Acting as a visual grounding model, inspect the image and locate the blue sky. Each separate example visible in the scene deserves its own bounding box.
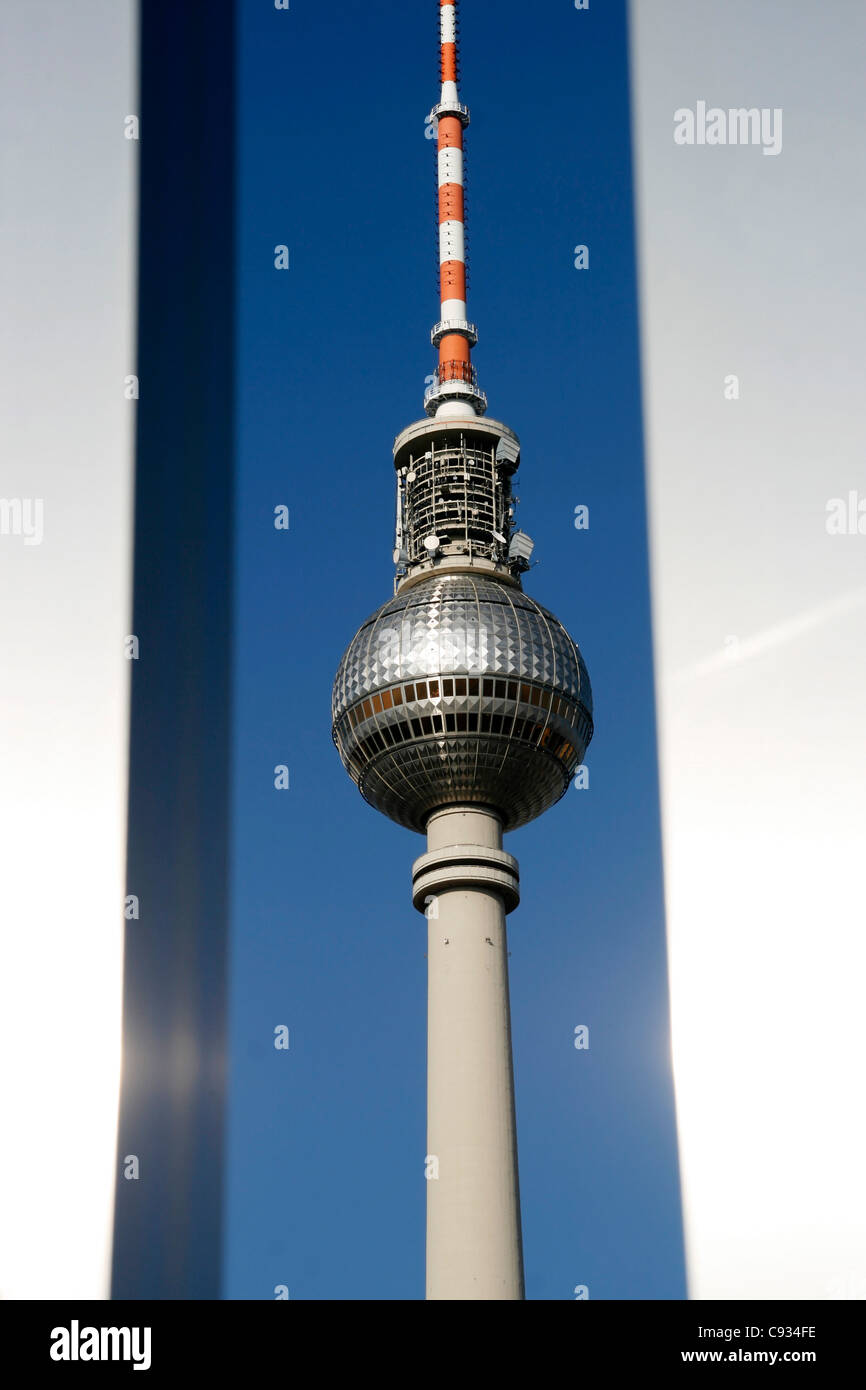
[224,0,685,1300]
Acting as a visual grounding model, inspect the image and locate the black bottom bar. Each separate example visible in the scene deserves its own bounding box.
[6,1299,860,1376]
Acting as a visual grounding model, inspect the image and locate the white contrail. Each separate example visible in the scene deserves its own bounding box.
[670,586,866,684]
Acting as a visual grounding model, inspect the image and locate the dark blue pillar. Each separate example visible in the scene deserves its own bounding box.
[112,0,237,1300]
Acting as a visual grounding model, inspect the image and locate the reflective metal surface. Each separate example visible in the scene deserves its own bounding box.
[333,573,593,831]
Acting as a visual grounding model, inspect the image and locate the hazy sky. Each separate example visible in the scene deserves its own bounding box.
[631,0,866,1298]
[0,0,136,1298]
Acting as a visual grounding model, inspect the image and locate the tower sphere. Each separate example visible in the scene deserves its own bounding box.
[332,572,593,833]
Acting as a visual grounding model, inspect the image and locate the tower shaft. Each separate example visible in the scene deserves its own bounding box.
[413,807,524,1299]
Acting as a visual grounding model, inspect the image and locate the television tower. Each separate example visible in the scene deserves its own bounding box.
[332,0,593,1300]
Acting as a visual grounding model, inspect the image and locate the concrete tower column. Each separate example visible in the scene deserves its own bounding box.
[412,806,524,1300]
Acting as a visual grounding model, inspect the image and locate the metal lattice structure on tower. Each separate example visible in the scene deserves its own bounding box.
[332,0,593,1300]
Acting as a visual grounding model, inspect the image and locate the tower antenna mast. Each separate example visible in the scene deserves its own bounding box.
[427,0,485,420]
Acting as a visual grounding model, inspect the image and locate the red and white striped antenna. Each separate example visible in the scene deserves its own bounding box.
[425,0,487,419]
